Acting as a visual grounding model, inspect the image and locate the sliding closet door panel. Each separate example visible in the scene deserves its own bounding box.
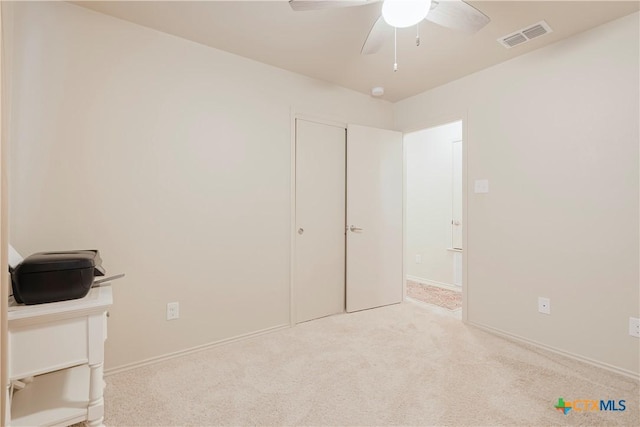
[346,124,403,313]
[294,119,346,323]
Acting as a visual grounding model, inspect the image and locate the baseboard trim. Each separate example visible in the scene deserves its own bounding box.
[104,323,290,377]
[406,275,460,292]
[467,320,640,380]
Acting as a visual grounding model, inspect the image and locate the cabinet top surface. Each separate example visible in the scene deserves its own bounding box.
[8,285,113,322]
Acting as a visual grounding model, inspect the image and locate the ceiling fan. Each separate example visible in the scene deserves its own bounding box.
[289,0,490,69]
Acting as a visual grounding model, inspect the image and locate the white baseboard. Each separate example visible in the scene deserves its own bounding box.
[104,323,290,376]
[406,275,460,292]
[467,320,640,380]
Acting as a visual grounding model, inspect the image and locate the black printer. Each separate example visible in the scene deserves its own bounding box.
[11,250,106,305]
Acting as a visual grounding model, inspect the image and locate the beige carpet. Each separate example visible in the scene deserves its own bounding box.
[104,302,639,426]
[406,280,462,311]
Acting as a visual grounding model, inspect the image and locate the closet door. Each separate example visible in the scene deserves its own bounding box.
[294,119,346,323]
[346,124,403,312]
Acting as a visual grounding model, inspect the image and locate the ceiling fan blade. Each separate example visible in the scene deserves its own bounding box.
[425,0,490,34]
[289,0,378,12]
[361,15,388,55]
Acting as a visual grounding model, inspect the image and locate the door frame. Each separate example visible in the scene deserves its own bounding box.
[1,3,12,422]
[401,112,469,322]
[289,109,347,326]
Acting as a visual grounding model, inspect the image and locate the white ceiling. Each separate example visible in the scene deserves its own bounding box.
[73,0,640,102]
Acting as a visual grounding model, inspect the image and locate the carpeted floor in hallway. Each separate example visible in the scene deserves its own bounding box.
[406,280,462,311]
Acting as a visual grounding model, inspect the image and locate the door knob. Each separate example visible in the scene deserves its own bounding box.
[452,220,461,226]
[298,228,304,235]
[349,225,363,232]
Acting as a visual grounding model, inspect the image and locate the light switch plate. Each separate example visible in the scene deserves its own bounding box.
[474,179,489,193]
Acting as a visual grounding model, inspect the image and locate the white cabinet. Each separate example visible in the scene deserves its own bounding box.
[5,286,113,426]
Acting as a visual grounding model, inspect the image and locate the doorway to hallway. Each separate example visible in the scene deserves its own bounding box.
[404,120,463,313]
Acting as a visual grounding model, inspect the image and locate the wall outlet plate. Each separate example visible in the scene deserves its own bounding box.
[167,302,180,320]
[538,297,551,314]
[629,317,640,338]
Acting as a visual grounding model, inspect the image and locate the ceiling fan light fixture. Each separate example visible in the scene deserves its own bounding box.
[382,0,432,29]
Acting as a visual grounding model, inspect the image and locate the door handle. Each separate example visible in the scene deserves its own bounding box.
[452,220,461,226]
[349,225,363,232]
[298,228,304,235]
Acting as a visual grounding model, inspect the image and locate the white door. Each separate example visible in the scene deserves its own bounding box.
[294,119,346,323]
[346,124,403,313]
[452,139,463,249]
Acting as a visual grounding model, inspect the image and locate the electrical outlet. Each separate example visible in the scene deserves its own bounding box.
[629,317,640,338]
[474,179,489,193]
[538,297,551,315]
[415,254,422,264]
[167,302,179,320]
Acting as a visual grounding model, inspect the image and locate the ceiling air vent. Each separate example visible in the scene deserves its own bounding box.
[502,33,527,48]
[498,20,553,49]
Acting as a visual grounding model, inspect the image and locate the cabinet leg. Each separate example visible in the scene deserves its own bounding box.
[87,416,104,427]
[4,383,11,427]
[87,362,105,426]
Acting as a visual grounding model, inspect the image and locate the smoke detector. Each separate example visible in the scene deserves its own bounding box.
[371,86,384,97]
[498,20,553,49]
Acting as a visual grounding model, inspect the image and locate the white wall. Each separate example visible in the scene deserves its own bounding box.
[395,13,640,375]
[405,121,461,285]
[8,2,393,369]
